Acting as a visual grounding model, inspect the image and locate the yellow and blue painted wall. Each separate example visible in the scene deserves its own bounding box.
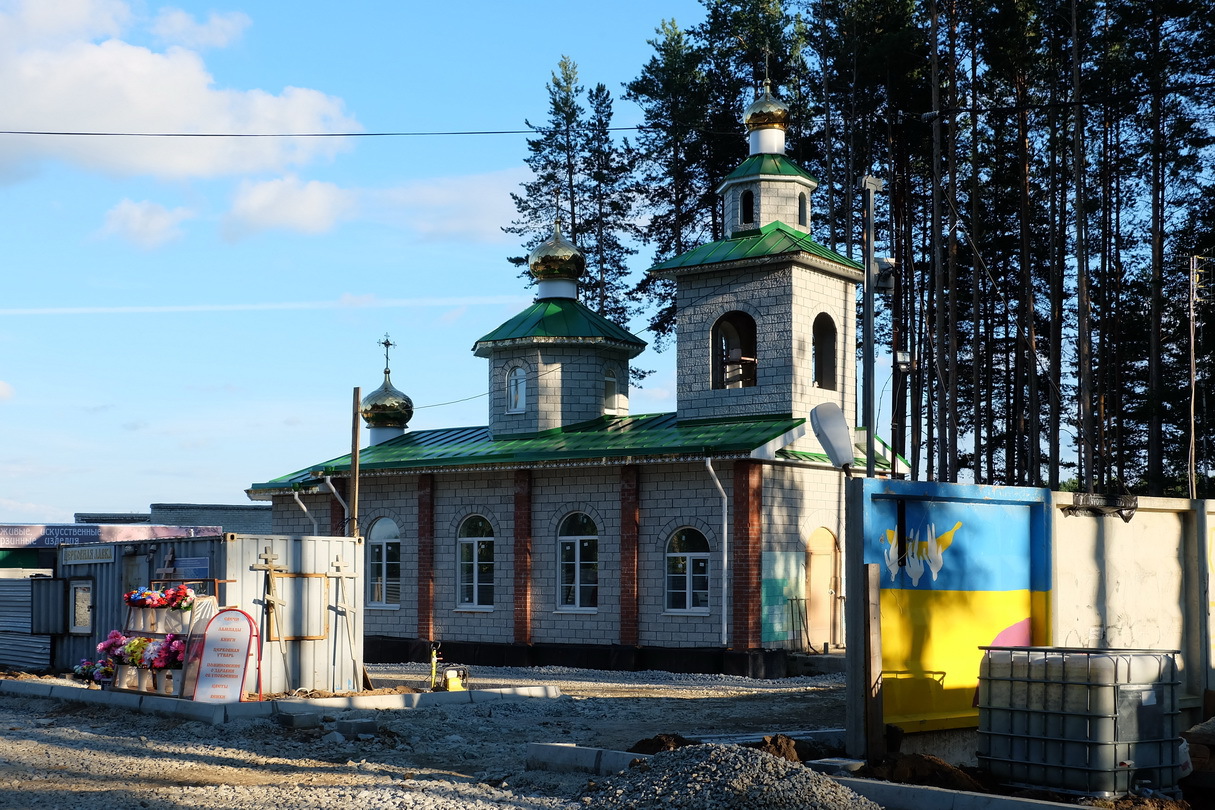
[852,479,1053,731]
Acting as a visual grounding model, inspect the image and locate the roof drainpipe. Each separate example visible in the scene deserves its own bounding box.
[705,458,729,648]
[292,489,319,535]
[321,475,350,533]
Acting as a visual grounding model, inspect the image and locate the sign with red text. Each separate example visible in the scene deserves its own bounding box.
[193,609,256,703]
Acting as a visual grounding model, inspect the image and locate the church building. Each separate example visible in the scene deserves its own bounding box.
[248,82,868,674]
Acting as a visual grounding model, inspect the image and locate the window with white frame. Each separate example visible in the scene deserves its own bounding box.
[603,369,620,415]
[666,527,710,612]
[506,366,527,413]
[457,515,495,608]
[367,518,401,606]
[558,512,598,609]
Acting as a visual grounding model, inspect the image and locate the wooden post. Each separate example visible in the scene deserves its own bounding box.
[864,562,886,762]
[350,387,361,538]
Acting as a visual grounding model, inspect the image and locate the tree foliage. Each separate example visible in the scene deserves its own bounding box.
[508,0,1215,494]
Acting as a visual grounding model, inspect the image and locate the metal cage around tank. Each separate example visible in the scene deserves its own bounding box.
[977,645,1182,798]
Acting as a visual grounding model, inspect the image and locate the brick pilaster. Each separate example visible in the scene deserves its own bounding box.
[619,465,640,646]
[327,478,348,536]
[513,469,533,644]
[417,473,435,641]
[732,460,763,649]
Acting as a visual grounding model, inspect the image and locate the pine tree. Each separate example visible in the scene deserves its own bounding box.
[504,56,586,271]
[580,84,642,325]
[625,19,711,345]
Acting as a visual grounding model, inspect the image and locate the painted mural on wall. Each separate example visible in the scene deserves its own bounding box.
[858,480,1052,732]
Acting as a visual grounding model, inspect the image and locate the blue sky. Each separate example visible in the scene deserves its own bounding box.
[0,0,713,522]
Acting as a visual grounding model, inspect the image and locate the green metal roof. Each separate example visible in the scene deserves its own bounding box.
[474,297,645,356]
[719,153,819,186]
[650,220,862,273]
[250,412,807,491]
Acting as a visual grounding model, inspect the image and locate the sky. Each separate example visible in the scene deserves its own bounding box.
[0,0,904,524]
[0,0,728,523]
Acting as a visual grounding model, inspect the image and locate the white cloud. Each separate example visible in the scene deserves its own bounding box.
[99,198,193,247]
[368,167,528,245]
[0,1,359,180]
[223,175,355,238]
[151,8,250,49]
[0,381,13,401]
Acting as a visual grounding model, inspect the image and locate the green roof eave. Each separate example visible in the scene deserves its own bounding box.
[649,221,862,275]
[249,412,807,493]
[718,153,819,188]
[474,298,645,357]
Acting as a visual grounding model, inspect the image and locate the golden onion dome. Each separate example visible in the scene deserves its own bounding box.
[528,220,585,281]
[743,78,789,131]
[360,370,414,429]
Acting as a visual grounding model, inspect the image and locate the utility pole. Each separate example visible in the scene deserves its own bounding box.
[861,175,884,478]
[1191,256,1209,499]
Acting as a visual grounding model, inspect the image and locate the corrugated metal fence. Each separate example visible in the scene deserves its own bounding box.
[0,578,51,670]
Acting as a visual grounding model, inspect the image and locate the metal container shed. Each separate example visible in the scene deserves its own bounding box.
[53,533,363,695]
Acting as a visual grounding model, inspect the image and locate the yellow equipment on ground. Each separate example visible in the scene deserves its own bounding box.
[428,641,470,691]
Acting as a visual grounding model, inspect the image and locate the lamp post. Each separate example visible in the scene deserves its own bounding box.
[860,176,884,478]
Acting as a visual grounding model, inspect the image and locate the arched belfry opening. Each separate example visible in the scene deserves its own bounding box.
[712,311,757,389]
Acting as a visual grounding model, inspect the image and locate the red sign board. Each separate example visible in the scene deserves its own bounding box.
[193,609,256,703]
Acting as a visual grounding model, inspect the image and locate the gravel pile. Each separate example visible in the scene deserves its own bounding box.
[582,744,882,809]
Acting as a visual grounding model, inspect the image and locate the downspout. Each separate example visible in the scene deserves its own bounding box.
[292,489,319,534]
[322,475,350,532]
[705,458,729,648]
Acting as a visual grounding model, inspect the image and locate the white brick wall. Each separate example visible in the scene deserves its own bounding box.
[674,258,858,431]
[269,458,847,652]
[722,175,815,237]
[487,346,631,437]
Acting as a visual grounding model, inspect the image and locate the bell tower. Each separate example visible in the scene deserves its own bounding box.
[649,81,862,437]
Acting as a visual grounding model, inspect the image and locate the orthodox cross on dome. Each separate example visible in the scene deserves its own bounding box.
[378,333,395,373]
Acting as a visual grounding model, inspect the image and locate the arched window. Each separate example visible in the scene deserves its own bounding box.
[712,311,757,389]
[740,190,755,225]
[603,369,620,416]
[506,367,526,413]
[367,518,401,606]
[798,193,807,226]
[812,313,837,390]
[666,528,710,612]
[457,515,494,608]
[558,512,598,609]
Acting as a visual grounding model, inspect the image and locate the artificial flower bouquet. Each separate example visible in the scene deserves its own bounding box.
[142,634,186,670]
[96,629,129,659]
[163,585,196,611]
[72,658,114,684]
[123,586,168,608]
[119,636,152,667]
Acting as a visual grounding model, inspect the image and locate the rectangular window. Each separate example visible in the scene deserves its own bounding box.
[560,538,598,608]
[368,540,401,606]
[69,581,93,634]
[666,554,710,612]
[458,539,494,607]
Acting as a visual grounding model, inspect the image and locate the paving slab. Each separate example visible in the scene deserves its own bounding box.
[0,679,562,725]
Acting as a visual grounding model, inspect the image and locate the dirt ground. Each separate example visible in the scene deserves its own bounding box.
[2,666,1212,809]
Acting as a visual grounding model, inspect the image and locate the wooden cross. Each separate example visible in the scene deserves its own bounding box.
[251,546,291,684]
[328,554,359,689]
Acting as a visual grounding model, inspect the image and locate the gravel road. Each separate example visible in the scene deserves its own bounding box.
[0,663,852,809]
